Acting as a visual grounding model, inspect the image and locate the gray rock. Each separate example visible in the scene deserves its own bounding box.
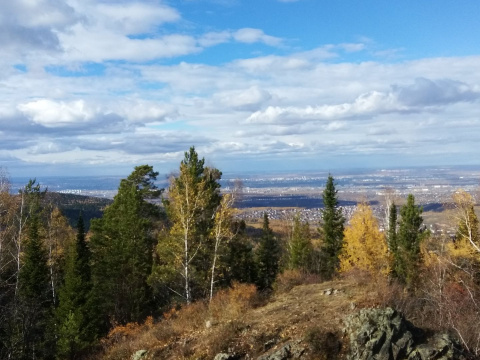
[344,308,467,360]
[214,353,236,360]
[257,340,305,360]
[131,349,147,360]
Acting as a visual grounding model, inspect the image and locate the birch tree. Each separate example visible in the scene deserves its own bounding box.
[209,193,235,301]
[450,189,480,256]
[153,147,221,304]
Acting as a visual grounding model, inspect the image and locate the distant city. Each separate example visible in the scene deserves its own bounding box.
[9,165,480,238]
[11,166,479,202]
[10,166,480,201]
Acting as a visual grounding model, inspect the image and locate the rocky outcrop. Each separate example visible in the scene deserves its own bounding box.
[131,349,148,360]
[343,307,467,360]
[256,340,306,360]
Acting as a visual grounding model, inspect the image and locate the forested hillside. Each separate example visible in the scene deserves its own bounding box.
[1,147,480,359]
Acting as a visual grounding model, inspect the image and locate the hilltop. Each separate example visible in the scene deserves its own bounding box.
[95,273,472,360]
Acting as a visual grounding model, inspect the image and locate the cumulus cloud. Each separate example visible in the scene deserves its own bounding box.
[18,99,96,127]
[74,130,213,155]
[15,99,178,135]
[198,28,283,48]
[393,78,479,107]
[215,86,272,111]
[0,0,78,56]
[233,28,283,46]
[246,78,480,124]
[95,2,180,35]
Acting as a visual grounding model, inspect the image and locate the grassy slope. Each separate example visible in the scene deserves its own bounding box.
[95,275,387,360]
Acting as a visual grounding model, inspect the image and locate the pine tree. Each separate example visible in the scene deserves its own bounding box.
[319,175,345,278]
[288,215,313,272]
[255,213,280,290]
[387,202,397,252]
[56,214,92,359]
[224,221,257,285]
[90,165,162,334]
[340,203,389,276]
[17,215,53,359]
[394,194,424,286]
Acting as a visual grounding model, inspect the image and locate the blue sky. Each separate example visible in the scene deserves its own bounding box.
[1,0,480,177]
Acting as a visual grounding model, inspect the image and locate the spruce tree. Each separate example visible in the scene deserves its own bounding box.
[90,165,162,334]
[17,215,53,359]
[319,175,345,278]
[387,202,397,252]
[394,194,424,286]
[56,214,92,359]
[255,213,280,290]
[288,215,313,272]
[224,220,256,285]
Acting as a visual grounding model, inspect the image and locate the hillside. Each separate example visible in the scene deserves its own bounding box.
[95,274,472,360]
[45,192,112,229]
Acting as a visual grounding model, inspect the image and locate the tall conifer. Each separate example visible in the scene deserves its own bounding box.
[90,165,162,334]
[56,214,92,359]
[17,215,53,359]
[255,213,280,290]
[394,194,424,286]
[319,175,345,278]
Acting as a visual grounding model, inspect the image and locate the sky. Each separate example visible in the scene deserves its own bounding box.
[2,0,480,177]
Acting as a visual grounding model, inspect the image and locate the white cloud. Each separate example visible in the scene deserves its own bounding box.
[233,28,282,46]
[216,86,272,111]
[245,78,480,124]
[18,99,95,127]
[95,2,180,35]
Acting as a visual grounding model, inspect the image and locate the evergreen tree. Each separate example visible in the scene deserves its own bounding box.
[288,215,313,272]
[17,215,54,359]
[90,165,162,334]
[255,213,280,290]
[56,214,92,359]
[224,220,257,286]
[319,175,345,278]
[394,194,424,286]
[387,202,397,252]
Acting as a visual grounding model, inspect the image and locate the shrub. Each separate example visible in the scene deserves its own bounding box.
[274,269,322,293]
[209,282,257,322]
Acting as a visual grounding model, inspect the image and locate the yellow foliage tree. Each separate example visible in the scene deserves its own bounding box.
[448,189,480,258]
[340,203,390,276]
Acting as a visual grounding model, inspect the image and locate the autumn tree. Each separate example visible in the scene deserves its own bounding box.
[89,165,162,333]
[319,175,345,278]
[44,206,74,307]
[209,193,236,301]
[393,194,425,286]
[340,203,389,277]
[288,214,313,272]
[151,147,221,304]
[450,189,480,257]
[255,213,280,290]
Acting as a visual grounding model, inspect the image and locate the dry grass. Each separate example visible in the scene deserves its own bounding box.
[98,271,453,359]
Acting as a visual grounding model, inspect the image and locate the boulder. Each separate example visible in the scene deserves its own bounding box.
[343,307,467,360]
[131,349,147,360]
[257,340,305,360]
